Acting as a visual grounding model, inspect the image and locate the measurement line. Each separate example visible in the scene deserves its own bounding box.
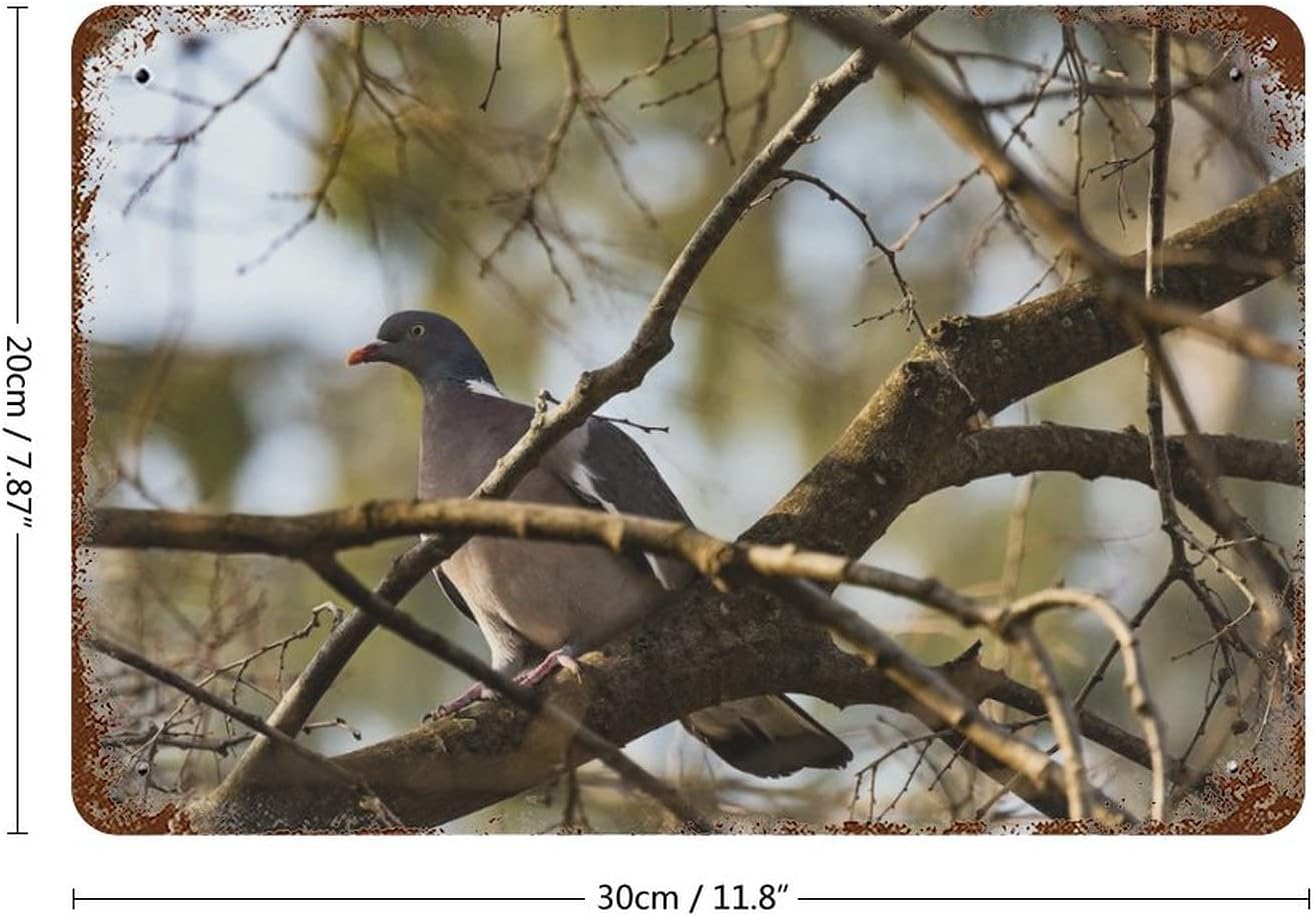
[8,5,22,322]
[4,4,26,836]
[72,892,588,910]
[799,896,1312,904]
[5,532,19,835]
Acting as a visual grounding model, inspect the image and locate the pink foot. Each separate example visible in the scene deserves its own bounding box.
[423,681,494,721]
[515,647,582,689]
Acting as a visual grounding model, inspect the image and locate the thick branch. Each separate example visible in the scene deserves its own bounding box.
[748,169,1302,558]
[186,624,1147,831]
[90,429,1299,557]
[99,498,1165,828]
[97,495,1160,828]
[920,425,1302,501]
[805,8,1297,645]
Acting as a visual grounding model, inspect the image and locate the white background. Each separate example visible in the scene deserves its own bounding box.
[0,1,1309,913]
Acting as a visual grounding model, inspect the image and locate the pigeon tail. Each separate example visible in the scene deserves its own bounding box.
[682,695,852,778]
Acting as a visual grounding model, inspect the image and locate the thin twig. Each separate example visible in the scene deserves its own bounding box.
[123,20,305,216]
[541,391,669,434]
[85,633,405,829]
[238,22,368,274]
[1010,624,1091,819]
[751,168,918,326]
[1001,589,1167,821]
[477,14,504,112]
[709,8,735,165]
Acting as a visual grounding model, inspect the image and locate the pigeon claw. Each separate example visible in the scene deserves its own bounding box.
[515,646,581,689]
[424,681,493,721]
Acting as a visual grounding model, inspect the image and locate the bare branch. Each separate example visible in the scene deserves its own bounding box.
[758,579,1131,827]
[541,390,669,434]
[805,10,1298,646]
[709,8,735,165]
[94,494,1165,824]
[123,20,305,216]
[809,11,1301,373]
[600,12,789,103]
[238,23,368,275]
[1010,624,1090,819]
[1133,297,1300,368]
[1002,590,1168,821]
[740,16,794,157]
[473,4,933,516]
[89,435,1299,561]
[921,426,1302,499]
[477,13,504,112]
[754,168,918,326]
[85,633,404,829]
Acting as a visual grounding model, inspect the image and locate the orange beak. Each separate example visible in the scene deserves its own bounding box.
[346,342,382,366]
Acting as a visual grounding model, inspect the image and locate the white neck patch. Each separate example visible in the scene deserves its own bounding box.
[464,378,504,399]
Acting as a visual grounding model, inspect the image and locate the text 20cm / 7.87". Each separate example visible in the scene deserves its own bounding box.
[5,336,32,528]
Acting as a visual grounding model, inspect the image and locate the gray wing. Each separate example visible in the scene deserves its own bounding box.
[553,419,854,776]
[434,567,476,624]
[549,418,696,590]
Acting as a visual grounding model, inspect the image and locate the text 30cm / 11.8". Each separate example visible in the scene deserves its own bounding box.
[598,883,789,911]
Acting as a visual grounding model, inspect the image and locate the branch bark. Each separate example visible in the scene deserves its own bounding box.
[919,425,1301,507]
[748,167,1302,560]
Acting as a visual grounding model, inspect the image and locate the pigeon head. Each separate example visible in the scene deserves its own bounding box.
[347,310,495,389]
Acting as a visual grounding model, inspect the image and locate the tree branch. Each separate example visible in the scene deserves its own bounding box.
[95,496,1170,828]
[217,4,936,790]
[185,620,1148,831]
[84,633,404,829]
[123,19,304,216]
[744,168,1302,565]
[806,10,1299,370]
[919,425,1302,504]
[803,9,1297,647]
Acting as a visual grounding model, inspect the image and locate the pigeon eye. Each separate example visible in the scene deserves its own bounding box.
[409,324,426,338]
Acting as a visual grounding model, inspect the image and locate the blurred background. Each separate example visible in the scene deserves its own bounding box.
[80,7,1302,831]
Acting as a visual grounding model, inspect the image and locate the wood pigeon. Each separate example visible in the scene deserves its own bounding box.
[348,310,852,778]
